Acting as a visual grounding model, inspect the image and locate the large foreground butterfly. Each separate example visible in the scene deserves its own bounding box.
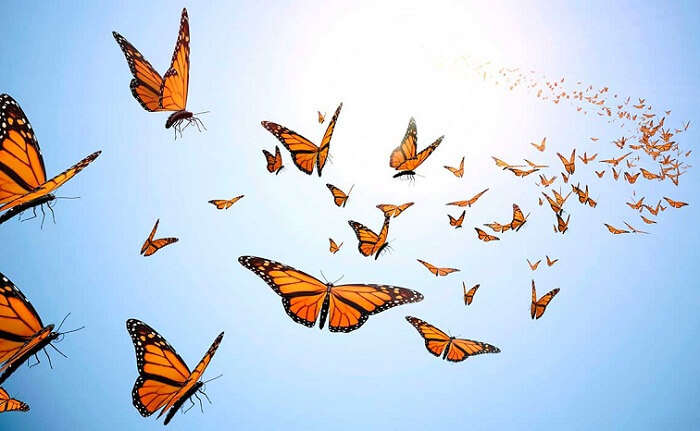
[405,316,500,362]
[531,280,559,320]
[389,118,443,178]
[0,387,29,413]
[126,319,223,425]
[261,103,343,176]
[0,94,101,225]
[113,9,204,136]
[141,219,179,256]
[238,256,423,332]
[348,216,391,260]
[0,273,76,385]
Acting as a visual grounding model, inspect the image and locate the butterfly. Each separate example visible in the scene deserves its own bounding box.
[595,170,605,178]
[389,117,443,178]
[348,216,391,260]
[590,137,599,142]
[376,202,414,218]
[463,283,480,306]
[623,222,649,234]
[624,172,640,184]
[640,215,656,224]
[530,137,546,152]
[571,184,597,208]
[546,255,558,266]
[541,192,563,215]
[0,94,101,225]
[445,188,489,207]
[448,210,465,228]
[326,184,354,207]
[508,167,539,177]
[531,280,559,320]
[626,197,645,211]
[483,222,511,233]
[417,260,460,277]
[141,219,179,256]
[405,316,500,362]
[262,146,284,175]
[612,167,620,181]
[525,159,548,169]
[126,319,223,425]
[556,149,576,174]
[238,256,423,332]
[208,195,244,210]
[0,387,29,413]
[113,9,204,136]
[444,156,464,177]
[578,152,597,164]
[329,238,343,254]
[475,227,499,242]
[640,168,661,180]
[317,111,326,123]
[491,156,525,170]
[604,223,629,234]
[555,213,571,234]
[0,272,76,385]
[527,259,541,271]
[261,103,342,176]
[600,152,632,167]
[663,197,688,208]
[538,174,557,187]
[509,204,529,231]
[561,172,569,183]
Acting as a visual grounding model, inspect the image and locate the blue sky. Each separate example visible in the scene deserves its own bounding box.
[1,1,698,429]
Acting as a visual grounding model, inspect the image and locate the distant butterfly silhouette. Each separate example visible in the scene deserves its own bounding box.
[405,316,500,362]
[463,283,480,306]
[348,216,391,260]
[604,223,629,235]
[376,202,414,218]
[208,195,244,210]
[530,137,546,152]
[326,184,354,207]
[141,219,179,256]
[509,204,529,231]
[261,103,342,176]
[546,255,558,266]
[475,228,499,242]
[389,118,443,179]
[329,238,343,254]
[238,256,423,332]
[0,94,101,225]
[555,213,571,234]
[416,260,460,277]
[126,319,223,425]
[663,197,687,208]
[527,259,541,271]
[317,111,326,123]
[448,210,465,228]
[444,156,464,177]
[262,146,284,174]
[113,9,205,136]
[0,387,29,413]
[531,280,559,320]
[446,188,489,207]
[557,149,576,174]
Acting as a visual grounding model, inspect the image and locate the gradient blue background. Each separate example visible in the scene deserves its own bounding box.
[1,1,698,429]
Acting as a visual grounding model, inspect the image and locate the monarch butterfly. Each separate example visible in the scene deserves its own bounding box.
[348,216,391,260]
[446,188,489,207]
[389,118,443,179]
[416,260,460,277]
[261,103,342,176]
[463,283,480,306]
[604,223,629,234]
[405,316,500,362]
[329,238,343,254]
[508,167,539,177]
[126,319,223,425]
[578,152,597,164]
[444,156,464,177]
[326,184,354,207]
[0,272,78,385]
[0,387,29,413]
[572,184,596,208]
[238,256,423,332]
[556,149,576,174]
[491,156,524,170]
[113,9,204,136]
[527,259,541,271]
[600,152,632,167]
[376,202,414,218]
[640,215,656,224]
[546,255,558,266]
[208,195,244,210]
[555,213,570,234]
[483,222,510,233]
[595,170,605,178]
[141,219,179,256]
[0,94,101,225]
[509,204,529,231]
[262,146,284,174]
[624,172,640,184]
[611,167,620,180]
[561,172,569,183]
[317,111,326,124]
[625,159,637,169]
[530,137,546,152]
[538,197,543,206]
[623,222,649,234]
[475,227,499,242]
[531,280,559,320]
[538,174,556,187]
[524,159,548,169]
[448,210,465,228]
[663,197,688,208]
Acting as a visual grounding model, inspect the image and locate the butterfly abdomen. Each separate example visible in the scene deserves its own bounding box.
[0,325,58,385]
[393,170,416,179]
[163,381,204,425]
[165,110,193,129]
[0,194,55,225]
[318,285,332,330]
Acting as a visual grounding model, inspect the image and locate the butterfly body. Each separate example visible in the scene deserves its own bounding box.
[0,193,54,225]
[164,110,193,129]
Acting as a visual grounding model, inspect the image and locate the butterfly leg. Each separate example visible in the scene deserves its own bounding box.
[194,392,204,413]
[21,207,38,223]
[199,389,212,405]
[47,203,57,224]
[43,348,54,369]
[40,205,46,230]
[29,353,41,368]
[183,398,195,414]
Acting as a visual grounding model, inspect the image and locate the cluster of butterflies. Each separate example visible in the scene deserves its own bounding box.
[0,6,691,426]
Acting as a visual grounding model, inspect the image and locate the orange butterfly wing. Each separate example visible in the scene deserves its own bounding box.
[464,283,480,306]
[390,118,443,172]
[112,32,165,111]
[0,387,29,413]
[405,316,450,357]
[475,227,499,242]
[406,316,500,361]
[261,146,284,174]
[326,183,351,207]
[140,219,179,256]
[376,202,414,218]
[316,103,342,175]
[160,9,190,112]
[531,281,560,319]
[348,217,390,259]
[329,238,342,254]
[510,204,529,231]
[448,210,465,228]
[208,195,244,210]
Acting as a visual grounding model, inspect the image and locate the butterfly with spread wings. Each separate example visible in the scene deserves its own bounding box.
[113,9,204,136]
[208,195,244,210]
[509,204,529,231]
[390,118,443,179]
[126,319,223,425]
[405,316,500,362]
[329,238,343,254]
[326,184,354,208]
[417,260,460,277]
[0,387,29,413]
[446,188,489,207]
[141,219,179,256]
[348,216,391,260]
[0,273,79,385]
[475,227,500,242]
[261,103,342,176]
[530,137,546,152]
[448,210,465,228]
[527,259,541,271]
[604,223,629,235]
[546,255,558,266]
[531,280,559,320]
[262,146,284,175]
[664,197,688,208]
[0,94,101,225]
[444,156,464,178]
[557,149,576,174]
[463,283,480,306]
[239,256,423,332]
[376,202,414,218]
[317,111,326,124]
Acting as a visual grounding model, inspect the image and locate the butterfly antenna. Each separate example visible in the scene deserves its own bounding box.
[193,110,210,116]
[55,196,81,200]
[319,270,329,284]
[348,184,355,196]
[199,389,212,405]
[56,312,71,332]
[40,205,46,230]
[202,374,223,385]
[47,203,56,225]
[43,348,54,369]
[331,274,344,284]
[47,343,68,359]
[194,392,205,413]
[183,398,195,414]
